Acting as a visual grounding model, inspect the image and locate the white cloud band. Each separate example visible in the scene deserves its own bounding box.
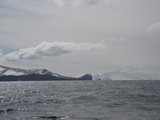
[51,0,123,7]
[4,41,105,61]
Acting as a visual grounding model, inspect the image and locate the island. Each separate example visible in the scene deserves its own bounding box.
[0,65,92,81]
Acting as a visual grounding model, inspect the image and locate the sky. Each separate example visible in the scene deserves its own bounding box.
[0,0,160,77]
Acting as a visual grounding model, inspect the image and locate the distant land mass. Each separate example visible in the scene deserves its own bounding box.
[93,66,159,80]
[0,65,92,81]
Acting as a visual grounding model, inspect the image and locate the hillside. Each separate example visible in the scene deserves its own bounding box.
[0,65,92,81]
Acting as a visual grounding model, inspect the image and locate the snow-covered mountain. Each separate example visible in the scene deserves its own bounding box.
[0,65,58,76]
[0,65,92,81]
[93,66,159,80]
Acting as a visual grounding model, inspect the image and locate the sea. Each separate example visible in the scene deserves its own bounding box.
[0,80,160,120]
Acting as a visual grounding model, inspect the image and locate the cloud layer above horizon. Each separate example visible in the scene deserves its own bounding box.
[0,0,160,76]
[3,41,105,62]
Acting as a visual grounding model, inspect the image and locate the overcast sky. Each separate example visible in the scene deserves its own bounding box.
[0,0,160,76]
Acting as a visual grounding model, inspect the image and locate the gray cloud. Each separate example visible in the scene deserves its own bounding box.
[52,0,123,7]
[148,22,160,32]
[3,41,105,62]
[109,37,126,42]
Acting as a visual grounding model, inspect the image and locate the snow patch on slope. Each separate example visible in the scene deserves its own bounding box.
[0,65,64,78]
[3,70,24,76]
[0,65,6,71]
[0,67,5,71]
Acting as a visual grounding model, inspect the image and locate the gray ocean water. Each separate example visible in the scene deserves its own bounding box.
[0,80,160,120]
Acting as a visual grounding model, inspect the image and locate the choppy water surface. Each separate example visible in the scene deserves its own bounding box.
[0,80,160,120]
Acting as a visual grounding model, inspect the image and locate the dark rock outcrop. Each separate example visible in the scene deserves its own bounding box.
[78,74,92,80]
